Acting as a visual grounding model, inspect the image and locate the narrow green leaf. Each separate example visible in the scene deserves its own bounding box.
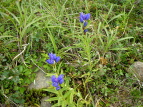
[0,36,14,39]
[46,97,59,102]
[2,7,20,24]
[52,103,61,107]
[117,37,134,42]
[70,90,74,103]
[110,48,129,50]
[63,90,71,99]
[46,73,56,77]
[43,88,58,94]
[80,72,90,78]
[108,14,123,23]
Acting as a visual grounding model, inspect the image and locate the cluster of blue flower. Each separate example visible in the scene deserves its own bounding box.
[51,74,64,90]
[79,12,90,33]
[46,53,60,64]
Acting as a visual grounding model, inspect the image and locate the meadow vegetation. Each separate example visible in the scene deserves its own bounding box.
[0,0,143,106]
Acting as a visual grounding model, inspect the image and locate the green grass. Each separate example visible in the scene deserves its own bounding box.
[0,0,143,106]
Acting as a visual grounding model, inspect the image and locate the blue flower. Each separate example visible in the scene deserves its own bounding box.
[48,53,57,60]
[51,75,58,82]
[46,53,60,64]
[84,29,88,33]
[79,12,90,23]
[56,86,60,90]
[58,74,64,84]
[51,75,64,90]
[46,59,55,64]
[83,22,88,27]
[55,56,60,62]
[52,82,59,87]
[79,12,91,33]
[84,13,90,20]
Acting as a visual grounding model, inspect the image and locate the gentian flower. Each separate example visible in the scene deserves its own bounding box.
[46,59,55,64]
[83,22,88,27]
[55,56,60,62]
[79,12,90,23]
[51,74,64,90]
[79,12,91,33]
[46,53,60,64]
[84,29,88,33]
[48,53,57,59]
[58,74,64,84]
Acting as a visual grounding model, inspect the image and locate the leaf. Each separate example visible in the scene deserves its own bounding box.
[2,7,20,24]
[108,13,123,23]
[46,97,59,102]
[25,79,31,84]
[34,104,40,107]
[80,72,90,78]
[0,35,14,39]
[52,103,61,107]
[62,102,66,107]
[70,90,74,103]
[117,37,134,42]
[46,73,56,77]
[43,88,58,94]
[110,48,129,50]
[20,87,25,93]
[63,90,71,99]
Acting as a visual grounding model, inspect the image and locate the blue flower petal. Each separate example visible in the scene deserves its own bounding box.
[46,59,55,64]
[59,79,64,84]
[58,74,64,80]
[79,17,84,23]
[80,12,84,18]
[56,86,61,90]
[52,82,59,87]
[79,12,85,23]
[55,56,60,62]
[51,75,57,82]
[48,53,57,60]
[58,74,64,84]
[84,29,88,33]
[83,22,88,27]
[84,13,90,20]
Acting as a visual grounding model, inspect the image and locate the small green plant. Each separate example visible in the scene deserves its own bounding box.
[44,75,89,107]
